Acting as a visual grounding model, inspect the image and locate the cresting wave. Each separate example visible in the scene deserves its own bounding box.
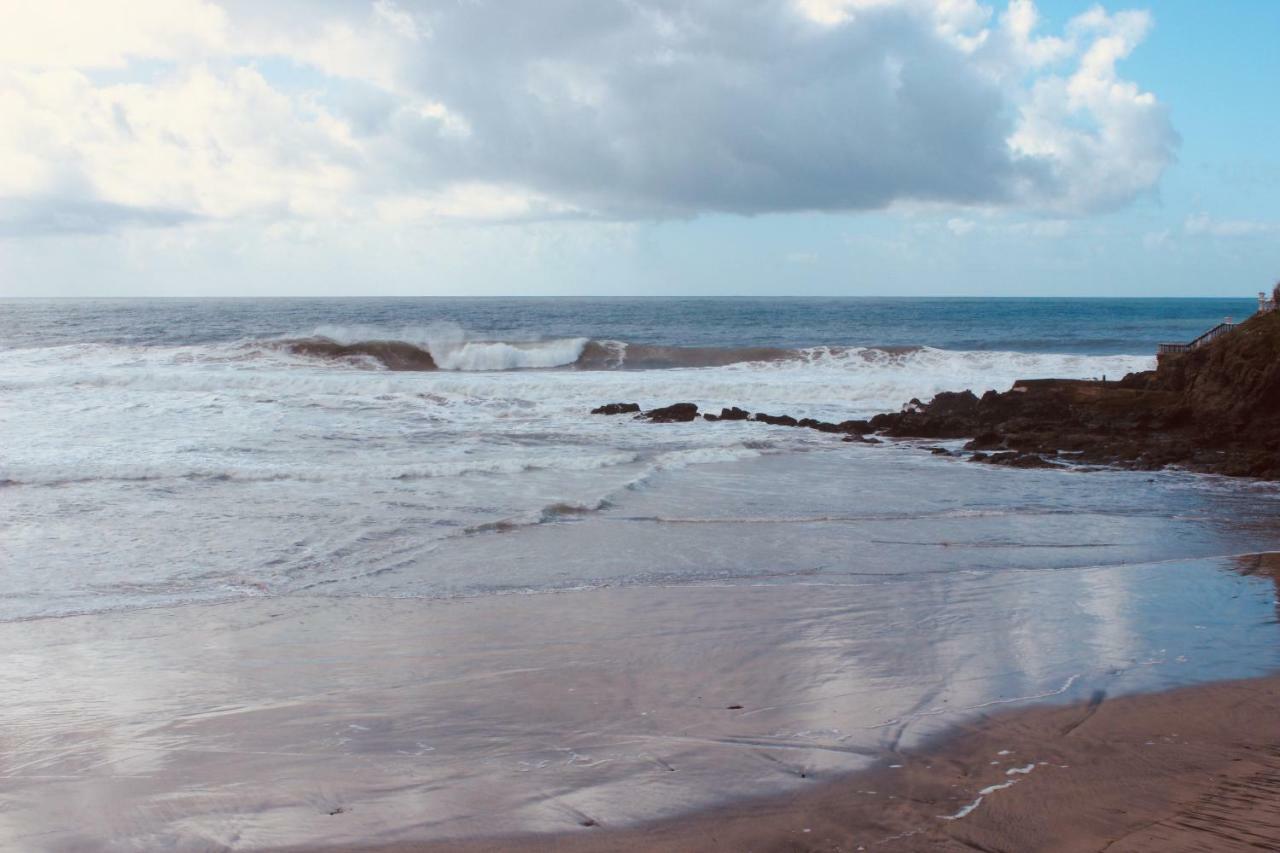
[275,332,920,372]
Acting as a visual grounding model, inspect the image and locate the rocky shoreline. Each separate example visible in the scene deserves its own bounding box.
[595,307,1280,480]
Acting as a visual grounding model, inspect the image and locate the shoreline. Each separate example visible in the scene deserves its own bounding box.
[305,554,1280,852]
[3,552,1276,850]
[334,672,1280,852]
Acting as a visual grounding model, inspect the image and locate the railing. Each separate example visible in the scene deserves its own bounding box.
[1158,321,1238,355]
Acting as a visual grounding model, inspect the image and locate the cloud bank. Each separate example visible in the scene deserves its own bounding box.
[0,0,1176,235]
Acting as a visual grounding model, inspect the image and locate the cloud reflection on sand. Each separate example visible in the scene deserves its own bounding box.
[1,550,1278,850]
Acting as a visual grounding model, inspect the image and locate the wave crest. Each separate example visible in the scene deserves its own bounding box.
[277,323,592,371]
[243,325,1153,384]
[275,329,874,372]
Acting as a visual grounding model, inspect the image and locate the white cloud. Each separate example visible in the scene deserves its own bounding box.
[0,66,359,232]
[0,0,228,69]
[0,0,1177,236]
[1184,213,1279,237]
[372,0,423,42]
[1006,6,1175,213]
[941,215,1070,239]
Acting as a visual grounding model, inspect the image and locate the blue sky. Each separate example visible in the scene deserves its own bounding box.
[639,0,1280,298]
[0,0,1276,297]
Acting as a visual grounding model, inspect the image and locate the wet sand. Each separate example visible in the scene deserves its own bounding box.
[373,674,1280,852]
[2,554,1278,851]
[352,552,1280,852]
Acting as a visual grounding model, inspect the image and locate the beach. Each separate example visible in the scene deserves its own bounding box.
[3,298,1280,850]
[400,673,1280,852]
[2,550,1277,850]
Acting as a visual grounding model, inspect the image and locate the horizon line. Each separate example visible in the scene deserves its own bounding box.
[0,294,1262,301]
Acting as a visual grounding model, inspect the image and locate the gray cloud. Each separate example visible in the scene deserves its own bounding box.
[385,2,1029,216]
[0,0,1177,233]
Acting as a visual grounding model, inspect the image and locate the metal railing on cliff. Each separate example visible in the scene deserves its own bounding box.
[1157,292,1277,356]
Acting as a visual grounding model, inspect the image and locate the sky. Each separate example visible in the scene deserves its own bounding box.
[0,0,1276,298]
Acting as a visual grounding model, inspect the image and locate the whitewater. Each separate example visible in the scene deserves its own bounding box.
[0,296,1261,621]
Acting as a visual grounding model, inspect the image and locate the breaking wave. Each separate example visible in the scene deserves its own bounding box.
[272,325,927,373]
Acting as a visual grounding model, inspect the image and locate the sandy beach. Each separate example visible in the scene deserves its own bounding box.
[2,552,1277,851]
[363,674,1280,852]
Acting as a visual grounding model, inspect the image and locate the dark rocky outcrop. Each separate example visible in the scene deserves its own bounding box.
[870,309,1280,479]
[591,402,641,415]
[642,403,700,423]
[283,338,438,370]
[604,402,871,439]
[837,420,872,435]
[971,451,1062,469]
[704,407,751,422]
[964,432,1006,451]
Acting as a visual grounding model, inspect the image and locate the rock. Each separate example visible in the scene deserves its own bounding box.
[621,402,876,445]
[591,402,640,415]
[924,390,980,417]
[861,309,1280,479]
[837,420,872,434]
[798,418,843,433]
[642,402,699,422]
[978,451,1062,469]
[284,339,438,371]
[964,431,1006,451]
[924,446,955,456]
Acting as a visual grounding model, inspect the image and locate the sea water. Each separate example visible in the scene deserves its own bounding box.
[0,296,1271,621]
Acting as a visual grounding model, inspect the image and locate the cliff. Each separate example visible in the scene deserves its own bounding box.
[870,308,1280,478]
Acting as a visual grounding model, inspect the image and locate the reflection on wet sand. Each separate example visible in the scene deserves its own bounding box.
[1,553,1277,851]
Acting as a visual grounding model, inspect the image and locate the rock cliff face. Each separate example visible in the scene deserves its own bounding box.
[871,309,1280,478]
[1156,310,1280,445]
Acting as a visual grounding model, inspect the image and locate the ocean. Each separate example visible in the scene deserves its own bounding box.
[0,296,1267,621]
[3,297,1280,847]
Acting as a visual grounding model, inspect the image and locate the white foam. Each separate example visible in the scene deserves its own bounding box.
[301,323,589,371]
[939,779,1022,821]
[653,446,764,470]
[1,339,1154,418]
[431,338,589,371]
[0,335,1157,621]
